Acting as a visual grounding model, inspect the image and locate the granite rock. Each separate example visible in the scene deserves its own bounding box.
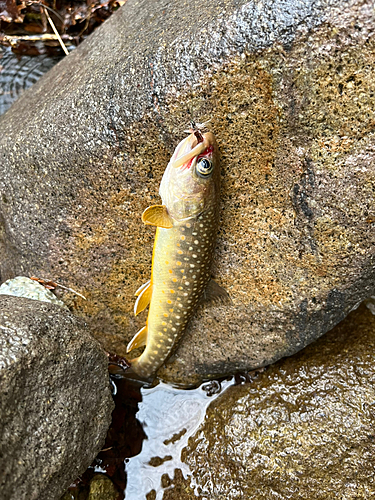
[0,0,374,385]
[0,295,114,500]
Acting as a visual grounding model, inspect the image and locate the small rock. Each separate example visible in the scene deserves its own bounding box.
[0,295,114,500]
[88,474,118,500]
[0,276,67,309]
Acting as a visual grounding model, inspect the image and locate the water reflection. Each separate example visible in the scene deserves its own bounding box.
[125,378,234,499]
[64,375,236,499]
[0,46,63,116]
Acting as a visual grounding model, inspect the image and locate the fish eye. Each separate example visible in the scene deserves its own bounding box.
[196,157,213,177]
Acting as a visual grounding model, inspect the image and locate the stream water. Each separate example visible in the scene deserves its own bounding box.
[0,46,63,116]
[124,378,234,499]
[64,374,239,499]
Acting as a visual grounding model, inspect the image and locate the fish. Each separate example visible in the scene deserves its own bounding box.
[126,127,226,381]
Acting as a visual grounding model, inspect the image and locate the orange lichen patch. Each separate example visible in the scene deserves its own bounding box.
[317,136,354,154]
[168,58,297,306]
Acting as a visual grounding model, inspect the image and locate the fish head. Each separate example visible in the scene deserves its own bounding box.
[159,131,220,221]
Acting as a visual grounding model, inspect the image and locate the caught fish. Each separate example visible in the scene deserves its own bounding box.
[126,127,226,380]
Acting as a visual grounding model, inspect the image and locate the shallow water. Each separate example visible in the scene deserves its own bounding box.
[124,378,234,499]
[0,46,63,116]
[64,375,238,499]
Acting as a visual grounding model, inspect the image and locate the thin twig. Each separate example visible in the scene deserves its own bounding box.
[0,33,71,48]
[43,6,69,55]
[30,276,87,300]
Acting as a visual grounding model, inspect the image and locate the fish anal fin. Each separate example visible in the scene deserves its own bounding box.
[203,279,231,304]
[134,282,153,316]
[127,326,147,353]
[142,205,173,228]
[135,279,151,297]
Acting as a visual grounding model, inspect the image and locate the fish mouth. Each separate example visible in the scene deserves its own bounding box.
[171,132,209,168]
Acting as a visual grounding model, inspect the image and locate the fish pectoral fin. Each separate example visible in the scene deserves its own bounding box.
[127,326,147,353]
[203,279,231,304]
[134,281,153,316]
[142,205,173,228]
[135,279,151,297]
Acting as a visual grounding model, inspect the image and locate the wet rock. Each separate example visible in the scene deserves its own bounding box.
[0,295,114,500]
[164,305,375,499]
[0,0,374,385]
[0,276,67,308]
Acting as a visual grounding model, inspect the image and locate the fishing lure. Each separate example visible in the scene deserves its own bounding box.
[127,126,226,380]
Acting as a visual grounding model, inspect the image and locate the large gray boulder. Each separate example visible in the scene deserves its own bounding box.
[0,0,374,385]
[0,295,114,500]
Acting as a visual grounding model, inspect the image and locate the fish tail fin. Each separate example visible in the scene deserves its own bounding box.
[124,357,154,385]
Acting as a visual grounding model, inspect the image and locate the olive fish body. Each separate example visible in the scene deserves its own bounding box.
[126,130,222,380]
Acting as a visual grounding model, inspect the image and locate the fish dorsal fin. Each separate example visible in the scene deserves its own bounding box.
[127,325,147,353]
[142,205,173,228]
[203,279,231,304]
[134,281,153,316]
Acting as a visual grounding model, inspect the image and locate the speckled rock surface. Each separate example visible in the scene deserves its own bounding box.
[0,276,67,308]
[0,0,374,385]
[0,295,114,500]
[164,305,375,499]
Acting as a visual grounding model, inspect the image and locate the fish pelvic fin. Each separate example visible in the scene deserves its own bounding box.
[142,205,173,228]
[135,279,151,297]
[134,281,153,316]
[127,325,147,353]
[203,279,231,305]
